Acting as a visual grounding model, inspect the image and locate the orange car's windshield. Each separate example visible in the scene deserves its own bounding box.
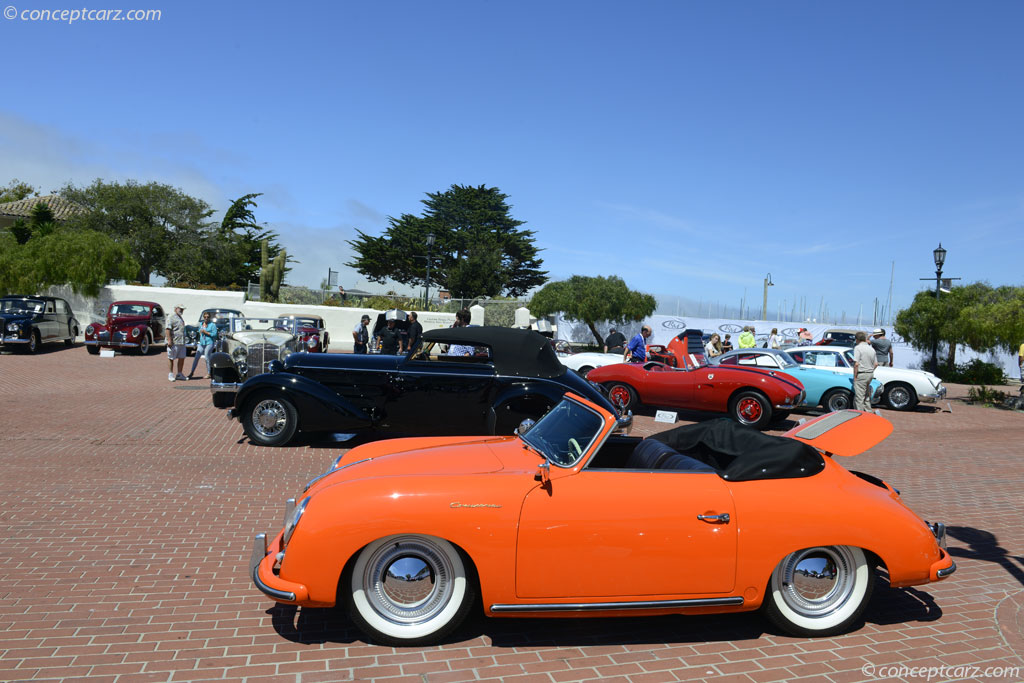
[521,398,604,468]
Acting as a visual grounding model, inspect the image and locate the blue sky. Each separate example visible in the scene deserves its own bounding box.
[2,0,1021,323]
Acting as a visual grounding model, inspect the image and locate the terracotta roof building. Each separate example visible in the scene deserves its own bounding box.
[0,195,87,229]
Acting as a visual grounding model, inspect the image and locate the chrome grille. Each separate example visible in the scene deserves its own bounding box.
[246,343,278,376]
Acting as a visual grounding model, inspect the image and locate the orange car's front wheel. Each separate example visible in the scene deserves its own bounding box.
[763,545,875,637]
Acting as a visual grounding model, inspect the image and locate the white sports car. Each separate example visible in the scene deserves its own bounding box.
[554,342,625,378]
[786,346,946,410]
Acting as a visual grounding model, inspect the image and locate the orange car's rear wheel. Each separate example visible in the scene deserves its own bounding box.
[347,534,476,646]
[764,545,874,637]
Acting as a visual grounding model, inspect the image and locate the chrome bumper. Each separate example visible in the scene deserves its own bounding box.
[211,380,241,393]
[937,561,957,578]
[928,521,947,549]
[84,340,141,348]
[775,390,806,410]
[919,385,947,403]
[1,337,30,344]
[250,533,296,601]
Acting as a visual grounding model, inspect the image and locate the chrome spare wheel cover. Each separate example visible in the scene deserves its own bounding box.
[252,399,287,437]
[888,386,911,408]
[363,536,454,625]
[778,546,856,617]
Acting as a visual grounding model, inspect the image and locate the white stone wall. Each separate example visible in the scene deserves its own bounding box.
[47,284,456,352]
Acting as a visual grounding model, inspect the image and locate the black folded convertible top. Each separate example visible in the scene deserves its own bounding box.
[650,418,825,481]
[423,326,565,378]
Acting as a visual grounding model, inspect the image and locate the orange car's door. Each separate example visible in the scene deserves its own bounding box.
[516,470,737,599]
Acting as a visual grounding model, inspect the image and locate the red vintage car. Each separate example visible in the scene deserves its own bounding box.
[84,300,167,355]
[587,330,805,429]
[281,314,329,352]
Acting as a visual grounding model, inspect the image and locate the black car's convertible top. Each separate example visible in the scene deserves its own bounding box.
[650,418,825,481]
[423,327,565,379]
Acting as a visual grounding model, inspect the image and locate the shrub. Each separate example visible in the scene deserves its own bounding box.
[966,385,1009,406]
[936,359,1007,385]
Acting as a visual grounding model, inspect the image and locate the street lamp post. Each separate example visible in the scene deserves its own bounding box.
[930,243,945,374]
[762,273,774,321]
[424,232,435,307]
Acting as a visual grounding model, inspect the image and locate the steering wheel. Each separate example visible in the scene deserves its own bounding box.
[567,438,582,459]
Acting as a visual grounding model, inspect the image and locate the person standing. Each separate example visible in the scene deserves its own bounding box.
[187,311,217,379]
[166,304,187,381]
[870,328,894,367]
[405,311,423,354]
[624,326,651,363]
[377,318,400,355]
[338,285,347,302]
[768,327,780,349]
[604,328,626,354]
[1018,340,1024,381]
[352,314,370,353]
[446,308,475,356]
[852,331,878,411]
[738,326,756,349]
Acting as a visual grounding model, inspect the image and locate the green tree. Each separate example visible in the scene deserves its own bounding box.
[219,193,289,287]
[60,179,214,284]
[529,275,657,346]
[0,228,138,297]
[895,282,1024,368]
[0,179,38,203]
[347,184,547,298]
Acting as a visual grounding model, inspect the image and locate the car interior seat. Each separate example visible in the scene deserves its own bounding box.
[627,439,716,472]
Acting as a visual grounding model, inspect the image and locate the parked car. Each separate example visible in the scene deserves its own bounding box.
[816,328,859,346]
[711,348,883,412]
[249,391,955,646]
[184,308,242,354]
[587,330,806,430]
[0,295,79,353]
[553,342,625,378]
[84,301,166,355]
[209,317,304,407]
[786,346,946,410]
[217,326,629,446]
[281,314,330,353]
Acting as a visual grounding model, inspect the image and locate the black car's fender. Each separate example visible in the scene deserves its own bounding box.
[210,351,242,384]
[235,372,372,433]
[487,380,568,434]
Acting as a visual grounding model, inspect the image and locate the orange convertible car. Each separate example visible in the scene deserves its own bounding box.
[250,393,955,646]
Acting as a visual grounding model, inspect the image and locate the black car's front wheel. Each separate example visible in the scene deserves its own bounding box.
[241,394,299,446]
[763,545,875,637]
[26,331,39,354]
[346,534,477,647]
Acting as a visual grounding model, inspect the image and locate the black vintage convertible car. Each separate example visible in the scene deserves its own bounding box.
[212,326,629,446]
[0,295,79,353]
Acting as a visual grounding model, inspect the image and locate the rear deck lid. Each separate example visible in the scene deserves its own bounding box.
[783,410,893,457]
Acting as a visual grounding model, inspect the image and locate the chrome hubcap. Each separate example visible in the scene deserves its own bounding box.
[778,547,856,617]
[828,393,850,411]
[252,400,287,437]
[888,386,911,408]
[363,537,453,625]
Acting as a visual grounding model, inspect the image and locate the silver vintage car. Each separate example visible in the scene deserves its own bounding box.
[209,317,305,408]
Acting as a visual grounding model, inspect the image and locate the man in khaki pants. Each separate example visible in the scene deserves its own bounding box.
[852,331,878,411]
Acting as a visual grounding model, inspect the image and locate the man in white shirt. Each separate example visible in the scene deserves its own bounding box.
[852,331,878,411]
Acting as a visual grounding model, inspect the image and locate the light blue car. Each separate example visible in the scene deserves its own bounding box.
[710,348,883,412]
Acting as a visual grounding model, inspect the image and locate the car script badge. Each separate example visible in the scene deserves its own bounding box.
[450,502,502,509]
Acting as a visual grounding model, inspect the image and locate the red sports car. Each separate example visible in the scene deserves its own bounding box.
[587,330,805,429]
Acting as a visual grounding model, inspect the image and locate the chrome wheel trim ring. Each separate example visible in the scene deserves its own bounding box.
[737,397,763,423]
[28,334,37,352]
[777,546,856,617]
[251,399,287,438]
[362,536,454,626]
[888,386,911,408]
[609,385,631,408]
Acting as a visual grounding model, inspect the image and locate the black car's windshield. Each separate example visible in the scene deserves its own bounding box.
[521,398,605,468]
[0,298,43,314]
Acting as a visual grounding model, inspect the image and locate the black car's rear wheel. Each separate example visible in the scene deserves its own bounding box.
[347,534,476,646]
[242,394,299,446]
[65,325,77,346]
[763,545,874,637]
[729,390,771,430]
[86,345,100,355]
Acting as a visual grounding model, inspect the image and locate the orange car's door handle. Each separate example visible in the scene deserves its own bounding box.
[697,513,730,524]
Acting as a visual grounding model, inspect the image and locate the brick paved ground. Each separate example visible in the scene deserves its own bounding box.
[1,345,1022,683]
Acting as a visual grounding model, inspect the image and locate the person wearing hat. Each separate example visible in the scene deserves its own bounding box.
[798,328,814,346]
[870,328,893,367]
[166,304,188,381]
[352,314,370,354]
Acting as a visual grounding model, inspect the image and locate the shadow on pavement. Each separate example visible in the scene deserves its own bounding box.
[948,525,1024,589]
